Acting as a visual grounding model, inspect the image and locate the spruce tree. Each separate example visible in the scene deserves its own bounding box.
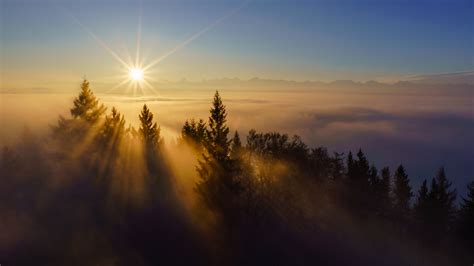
[414,179,429,222]
[205,91,231,162]
[230,131,243,159]
[393,164,413,219]
[429,167,457,233]
[70,79,106,122]
[458,182,474,246]
[139,104,161,148]
[346,151,354,178]
[380,167,392,217]
[196,91,242,224]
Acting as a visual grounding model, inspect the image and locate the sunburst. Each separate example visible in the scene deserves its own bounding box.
[65,1,250,96]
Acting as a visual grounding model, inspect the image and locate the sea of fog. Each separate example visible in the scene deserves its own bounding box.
[1,87,473,196]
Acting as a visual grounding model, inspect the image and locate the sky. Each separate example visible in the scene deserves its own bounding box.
[1,0,472,90]
[0,0,473,194]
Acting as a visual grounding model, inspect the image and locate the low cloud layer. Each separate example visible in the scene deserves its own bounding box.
[1,84,472,195]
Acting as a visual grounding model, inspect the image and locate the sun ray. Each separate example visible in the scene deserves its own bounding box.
[65,10,131,69]
[135,1,143,67]
[142,0,250,72]
[63,0,250,97]
[105,78,132,94]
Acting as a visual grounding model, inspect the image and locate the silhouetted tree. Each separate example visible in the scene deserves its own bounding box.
[230,131,243,159]
[458,181,474,248]
[139,104,161,149]
[196,91,242,225]
[380,167,392,214]
[428,167,457,234]
[414,179,430,236]
[96,107,126,179]
[181,118,206,150]
[331,152,345,181]
[309,147,332,181]
[393,165,413,222]
[70,79,106,122]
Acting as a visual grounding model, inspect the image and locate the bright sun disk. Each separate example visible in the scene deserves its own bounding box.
[129,68,144,81]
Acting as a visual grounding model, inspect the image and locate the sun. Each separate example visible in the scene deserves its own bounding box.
[129,68,144,81]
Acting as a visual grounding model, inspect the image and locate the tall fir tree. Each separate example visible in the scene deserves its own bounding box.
[393,164,413,219]
[139,104,161,148]
[205,91,231,162]
[429,167,457,233]
[458,181,474,247]
[414,179,429,225]
[196,91,242,225]
[379,166,392,217]
[230,131,243,159]
[70,79,106,122]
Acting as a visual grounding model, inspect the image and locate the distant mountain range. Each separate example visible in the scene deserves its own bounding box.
[2,71,473,95]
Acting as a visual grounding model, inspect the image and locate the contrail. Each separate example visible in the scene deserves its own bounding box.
[143,0,251,71]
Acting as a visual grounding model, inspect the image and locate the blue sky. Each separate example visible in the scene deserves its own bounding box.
[1,0,472,87]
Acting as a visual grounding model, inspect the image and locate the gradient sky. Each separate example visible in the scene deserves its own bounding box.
[1,0,472,89]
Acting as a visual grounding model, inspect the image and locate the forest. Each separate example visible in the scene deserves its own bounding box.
[1,80,473,266]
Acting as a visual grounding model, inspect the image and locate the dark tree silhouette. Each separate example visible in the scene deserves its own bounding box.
[196,91,243,225]
[428,167,457,234]
[230,130,243,159]
[139,104,161,148]
[380,167,392,216]
[181,118,207,150]
[393,165,413,221]
[458,181,474,248]
[70,79,106,122]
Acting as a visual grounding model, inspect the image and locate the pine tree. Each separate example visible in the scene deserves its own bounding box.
[205,91,231,162]
[458,182,474,246]
[139,104,161,148]
[331,152,345,181]
[196,91,242,225]
[346,151,354,178]
[101,107,126,144]
[369,164,379,188]
[380,166,392,217]
[52,79,106,156]
[181,118,206,149]
[70,79,106,122]
[393,164,413,219]
[355,149,370,182]
[429,167,457,233]
[230,131,243,159]
[414,179,429,221]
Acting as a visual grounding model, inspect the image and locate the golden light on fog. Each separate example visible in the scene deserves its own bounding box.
[129,68,144,81]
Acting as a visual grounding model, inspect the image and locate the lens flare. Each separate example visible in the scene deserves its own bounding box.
[129,68,144,81]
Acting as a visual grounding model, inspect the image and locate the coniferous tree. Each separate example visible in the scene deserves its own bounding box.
[379,167,392,218]
[369,164,378,188]
[230,131,243,159]
[52,79,107,161]
[101,107,126,145]
[205,91,231,162]
[393,165,413,220]
[196,91,242,225]
[96,107,126,178]
[458,182,474,247]
[181,118,206,149]
[346,151,354,179]
[70,79,106,122]
[414,179,429,232]
[429,167,457,234]
[355,149,370,183]
[139,104,161,149]
[331,152,345,181]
